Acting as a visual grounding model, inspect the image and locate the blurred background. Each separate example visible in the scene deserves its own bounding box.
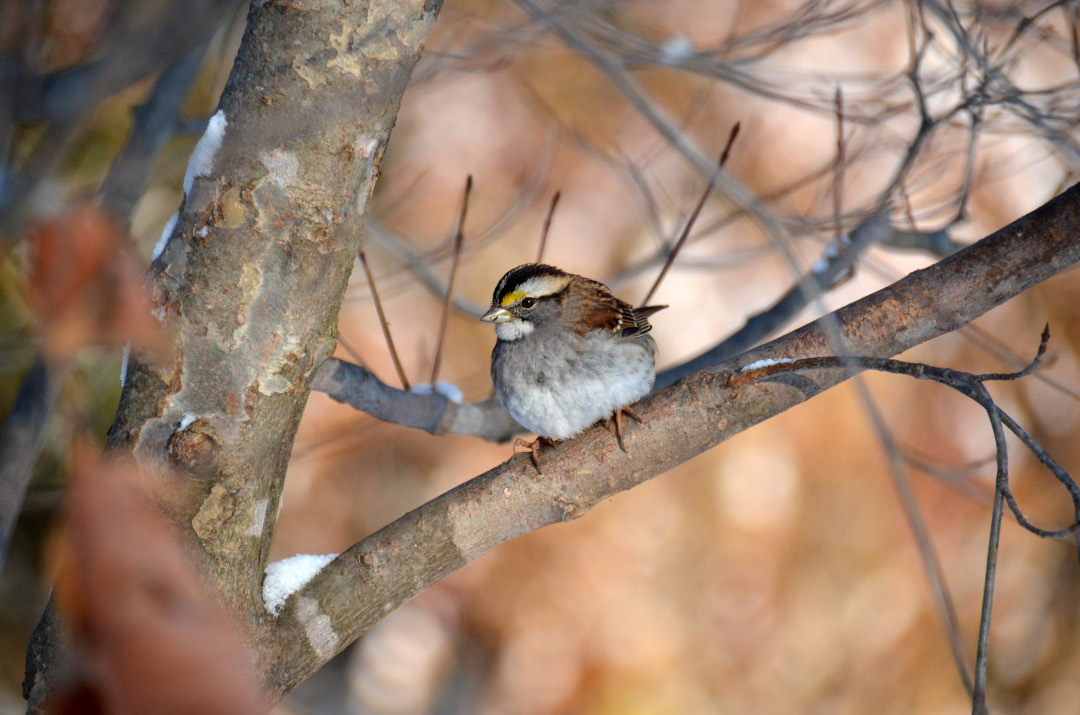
[3,0,1080,713]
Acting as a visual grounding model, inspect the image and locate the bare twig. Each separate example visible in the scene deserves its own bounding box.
[640,123,739,307]
[430,176,472,387]
[363,219,490,318]
[536,190,561,263]
[512,0,786,241]
[732,328,1076,543]
[833,87,846,241]
[359,147,555,319]
[654,213,895,391]
[971,384,1006,715]
[851,378,974,695]
[359,249,411,391]
[997,409,1080,564]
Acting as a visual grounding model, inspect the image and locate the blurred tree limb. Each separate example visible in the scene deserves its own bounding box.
[0,0,242,235]
[0,357,67,563]
[0,32,212,573]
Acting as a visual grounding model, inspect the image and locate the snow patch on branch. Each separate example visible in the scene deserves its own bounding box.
[152,213,178,262]
[740,357,795,372]
[659,34,695,64]
[411,381,464,405]
[263,553,337,616]
[183,110,227,195]
[811,239,844,273]
[120,342,131,387]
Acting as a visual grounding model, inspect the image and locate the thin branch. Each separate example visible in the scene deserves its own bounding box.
[512,0,787,241]
[731,326,1065,712]
[359,249,410,391]
[536,190,561,263]
[359,147,554,319]
[971,383,1006,715]
[731,329,1077,541]
[316,185,1080,444]
[363,219,491,318]
[851,377,974,695]
[834,87,846,241]
[430,176,472,386]
[954,103,983,222]
[974,323,1049,381]
[997,409,1080,565]
[654,212,895,391]
[640,123,739,307]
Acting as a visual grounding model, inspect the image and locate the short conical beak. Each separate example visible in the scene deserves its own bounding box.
[481,305,512,323]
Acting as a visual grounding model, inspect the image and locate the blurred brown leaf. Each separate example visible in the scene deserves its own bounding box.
[27,203,166,360]
[48,441,266,715]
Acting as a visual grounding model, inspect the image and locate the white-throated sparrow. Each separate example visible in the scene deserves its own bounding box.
[481,263,664,469]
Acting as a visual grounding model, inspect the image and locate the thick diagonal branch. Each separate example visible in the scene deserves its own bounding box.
[267,184,1080,696]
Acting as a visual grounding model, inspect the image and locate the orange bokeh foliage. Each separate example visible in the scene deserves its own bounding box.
[26,203,166,361]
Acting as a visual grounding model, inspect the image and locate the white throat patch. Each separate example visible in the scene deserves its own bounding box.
[496,320,535,341]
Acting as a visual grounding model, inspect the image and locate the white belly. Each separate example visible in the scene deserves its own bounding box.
[495,335,655,440]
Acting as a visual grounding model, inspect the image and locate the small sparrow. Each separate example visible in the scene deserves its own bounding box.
[481,263,664,469]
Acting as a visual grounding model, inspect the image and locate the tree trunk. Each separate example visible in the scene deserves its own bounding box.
[23,0,443,709]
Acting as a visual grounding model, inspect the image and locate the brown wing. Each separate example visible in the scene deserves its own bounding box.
[576,278,666,337]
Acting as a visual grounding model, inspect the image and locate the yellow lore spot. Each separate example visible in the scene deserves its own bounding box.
[501,290,526,307]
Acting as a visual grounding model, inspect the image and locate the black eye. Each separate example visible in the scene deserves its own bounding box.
[520,297,537,309]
